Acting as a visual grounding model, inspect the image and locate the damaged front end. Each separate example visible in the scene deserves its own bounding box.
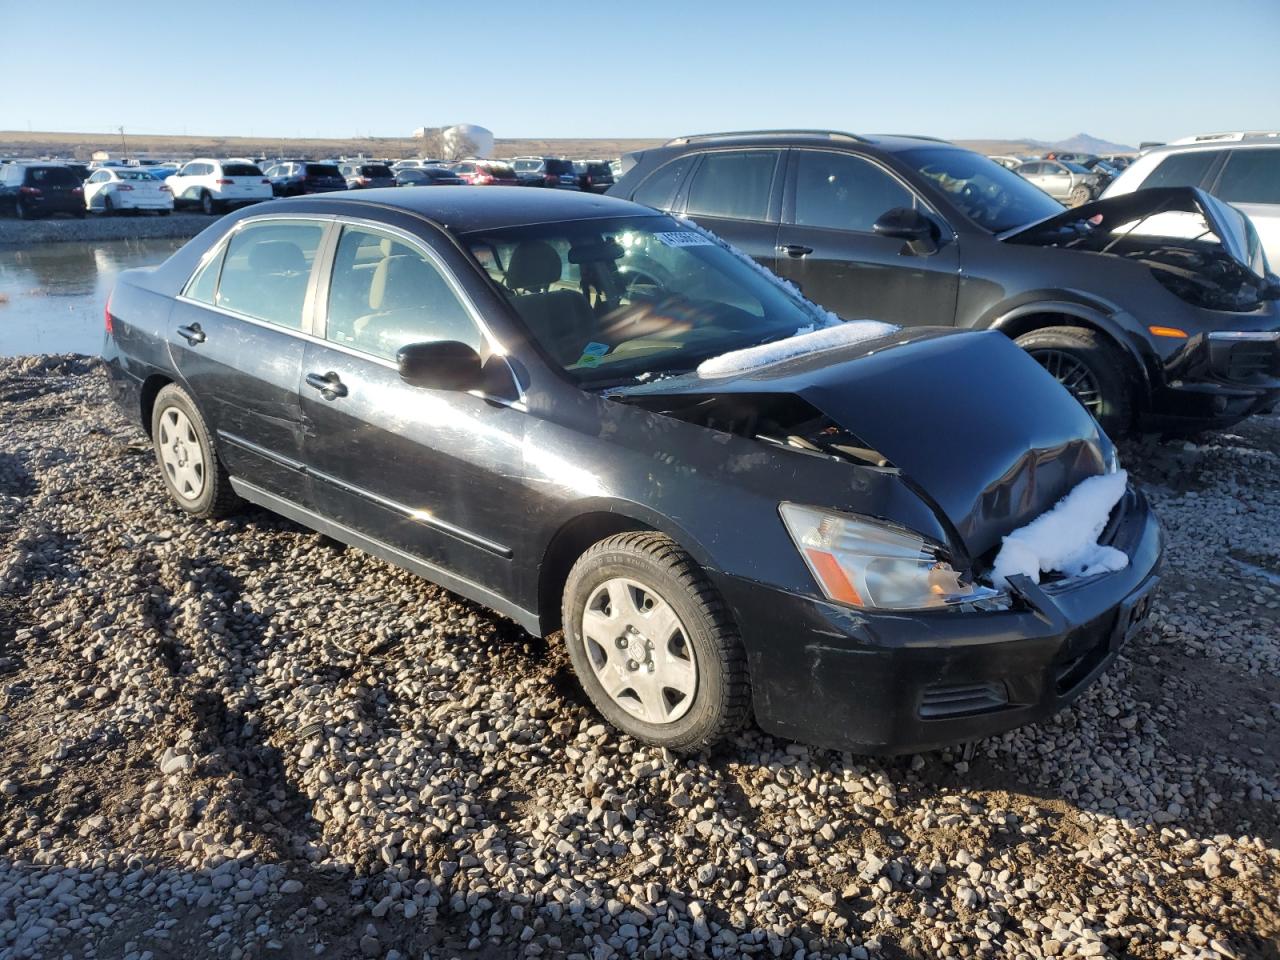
[1003,186,1280,313]
[610,327,1123,598]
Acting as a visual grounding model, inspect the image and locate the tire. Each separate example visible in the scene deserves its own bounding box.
[150,384,240,519]
[1015,325,1133,437]
[104,195,116,217]
[14,198,31,220]
[200,190,217,215]
[561,532,750,752]
[1068,184,1092,207]
[75,207,86,219]
[158,209,172,217]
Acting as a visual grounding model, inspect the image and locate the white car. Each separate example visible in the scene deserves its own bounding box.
[164,158,272,215]
[83,167,174,215]
[1103,133,1280,268]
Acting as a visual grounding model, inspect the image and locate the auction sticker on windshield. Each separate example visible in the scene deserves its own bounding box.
[654,232,714,248]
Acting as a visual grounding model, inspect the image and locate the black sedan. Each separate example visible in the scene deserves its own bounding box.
[395,167,466,187]
[103,188,1162,754]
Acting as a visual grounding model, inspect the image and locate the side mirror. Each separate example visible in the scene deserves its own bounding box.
[396,340,484,391]
[873,208,938,255]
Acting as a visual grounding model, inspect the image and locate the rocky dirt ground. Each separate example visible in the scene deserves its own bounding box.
[0,214,212,248]
[0,356,1276,960]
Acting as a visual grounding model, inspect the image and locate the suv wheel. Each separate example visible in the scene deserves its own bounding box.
[14,197,31,220]
[200,190,217,215]
[562,532,750,752]
[150,385,240,518]
[1068,184,1093,207]
[1016,326,1133,436]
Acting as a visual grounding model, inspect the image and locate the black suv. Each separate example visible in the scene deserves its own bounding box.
[0,163,86,219]
[512,156,578,189]
[611,131,1280,435]
[264,161,348,197]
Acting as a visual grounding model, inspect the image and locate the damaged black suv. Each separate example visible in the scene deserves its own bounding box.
[611,131,1280,435]
[103,188,1162,755]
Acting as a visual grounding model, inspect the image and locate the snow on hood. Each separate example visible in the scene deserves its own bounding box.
[696,321,901,378]
[989,470,1130,588]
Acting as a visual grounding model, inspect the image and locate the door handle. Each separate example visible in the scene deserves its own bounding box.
[176,323,206,345]
[777,244,814,258]
[305,371,348,401]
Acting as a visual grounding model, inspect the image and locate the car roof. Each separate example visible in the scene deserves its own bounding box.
[280,185,659,233]
[1144,136,1280,156]
[659,130,957,153]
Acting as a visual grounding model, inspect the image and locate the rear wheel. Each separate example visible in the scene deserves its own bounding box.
[562,532,750,752]
[200,190,217,215]
[104,195,116,217]
[150,385,240,518]
[14,198,31,220]
[1016,325,1133,436]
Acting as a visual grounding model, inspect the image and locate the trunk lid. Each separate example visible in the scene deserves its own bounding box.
[614,328,1112,562]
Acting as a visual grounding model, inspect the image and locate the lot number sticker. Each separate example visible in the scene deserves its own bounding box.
[655,231,714,248]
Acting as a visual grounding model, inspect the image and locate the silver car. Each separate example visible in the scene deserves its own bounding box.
[1016,159,1104,207]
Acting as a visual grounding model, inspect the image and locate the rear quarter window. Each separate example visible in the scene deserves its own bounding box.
[631,155,695,210]
[1140,150,1223,190]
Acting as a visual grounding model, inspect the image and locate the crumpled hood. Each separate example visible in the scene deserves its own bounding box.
[615,328,1113,562]
[1001,185,1272,280]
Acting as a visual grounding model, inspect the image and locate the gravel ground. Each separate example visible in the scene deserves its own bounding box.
[1,356,1277,960]
[0,213,215,247]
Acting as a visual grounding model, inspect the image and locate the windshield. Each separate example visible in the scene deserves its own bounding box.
[462,215,828,385]
[899,146,1065,233]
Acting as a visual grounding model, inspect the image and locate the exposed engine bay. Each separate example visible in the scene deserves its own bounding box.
[1004,186,1279,313]
[615,391,894,469]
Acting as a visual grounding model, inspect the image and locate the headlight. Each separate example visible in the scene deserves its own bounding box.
[778,503,1000,610]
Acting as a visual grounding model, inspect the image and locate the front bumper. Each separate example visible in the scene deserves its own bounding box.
[1145,331,1280,431]
[715,487,1163,755]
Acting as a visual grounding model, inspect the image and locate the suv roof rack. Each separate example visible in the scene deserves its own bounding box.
[664,129,870,146]
[1169,131,1280,145]
[876,134,952,143]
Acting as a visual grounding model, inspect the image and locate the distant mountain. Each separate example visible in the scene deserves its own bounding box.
[1046,132,1137,155]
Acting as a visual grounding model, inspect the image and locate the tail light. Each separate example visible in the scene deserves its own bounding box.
[358,177,371,185]
[104,293,114,336]
[18,186,41,196]
[475,174,493,185]
[215,178,233,185]
[72,186,84,194]
[544,173,557,185]
[117,185,134,192]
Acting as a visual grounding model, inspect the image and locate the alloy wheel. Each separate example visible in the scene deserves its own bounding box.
[157,407,206,500]
[580,577,697,724]
[1029,348,1103,417]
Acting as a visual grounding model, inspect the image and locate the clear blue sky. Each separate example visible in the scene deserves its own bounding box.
[3,0,1277,144]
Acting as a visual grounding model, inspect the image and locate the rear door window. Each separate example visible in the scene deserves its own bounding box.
[684,150,779,221]
[215,221,325,329]
[325,225,481,360]
[1214,150,1280,205]
[1141,150,1223,190]
[790,150,914,232]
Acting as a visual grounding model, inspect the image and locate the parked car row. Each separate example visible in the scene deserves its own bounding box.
[0,152,618,218]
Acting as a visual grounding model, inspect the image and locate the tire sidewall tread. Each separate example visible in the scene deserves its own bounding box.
[1016,325,1134,437]
[561,531,750,753]
[150,384,239,519]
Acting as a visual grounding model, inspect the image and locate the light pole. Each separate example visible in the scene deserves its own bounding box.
[118,126,128,163]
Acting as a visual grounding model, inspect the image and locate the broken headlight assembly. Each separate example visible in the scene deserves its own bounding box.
[779,503,1002,611]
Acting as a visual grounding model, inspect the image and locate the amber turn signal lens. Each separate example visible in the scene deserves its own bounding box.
[1148,325,1188,339]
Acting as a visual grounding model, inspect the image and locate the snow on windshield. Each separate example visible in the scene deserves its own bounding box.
[696,321,900,378]
[989,471,1130,587]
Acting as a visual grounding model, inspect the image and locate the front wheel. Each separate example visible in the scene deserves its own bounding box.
[1068,184,1093,207]
[1016,326,1133,437]
[562,532,750,752]
[150,385,240,518]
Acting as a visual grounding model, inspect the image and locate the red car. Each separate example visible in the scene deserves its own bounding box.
[452,160,518,186]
